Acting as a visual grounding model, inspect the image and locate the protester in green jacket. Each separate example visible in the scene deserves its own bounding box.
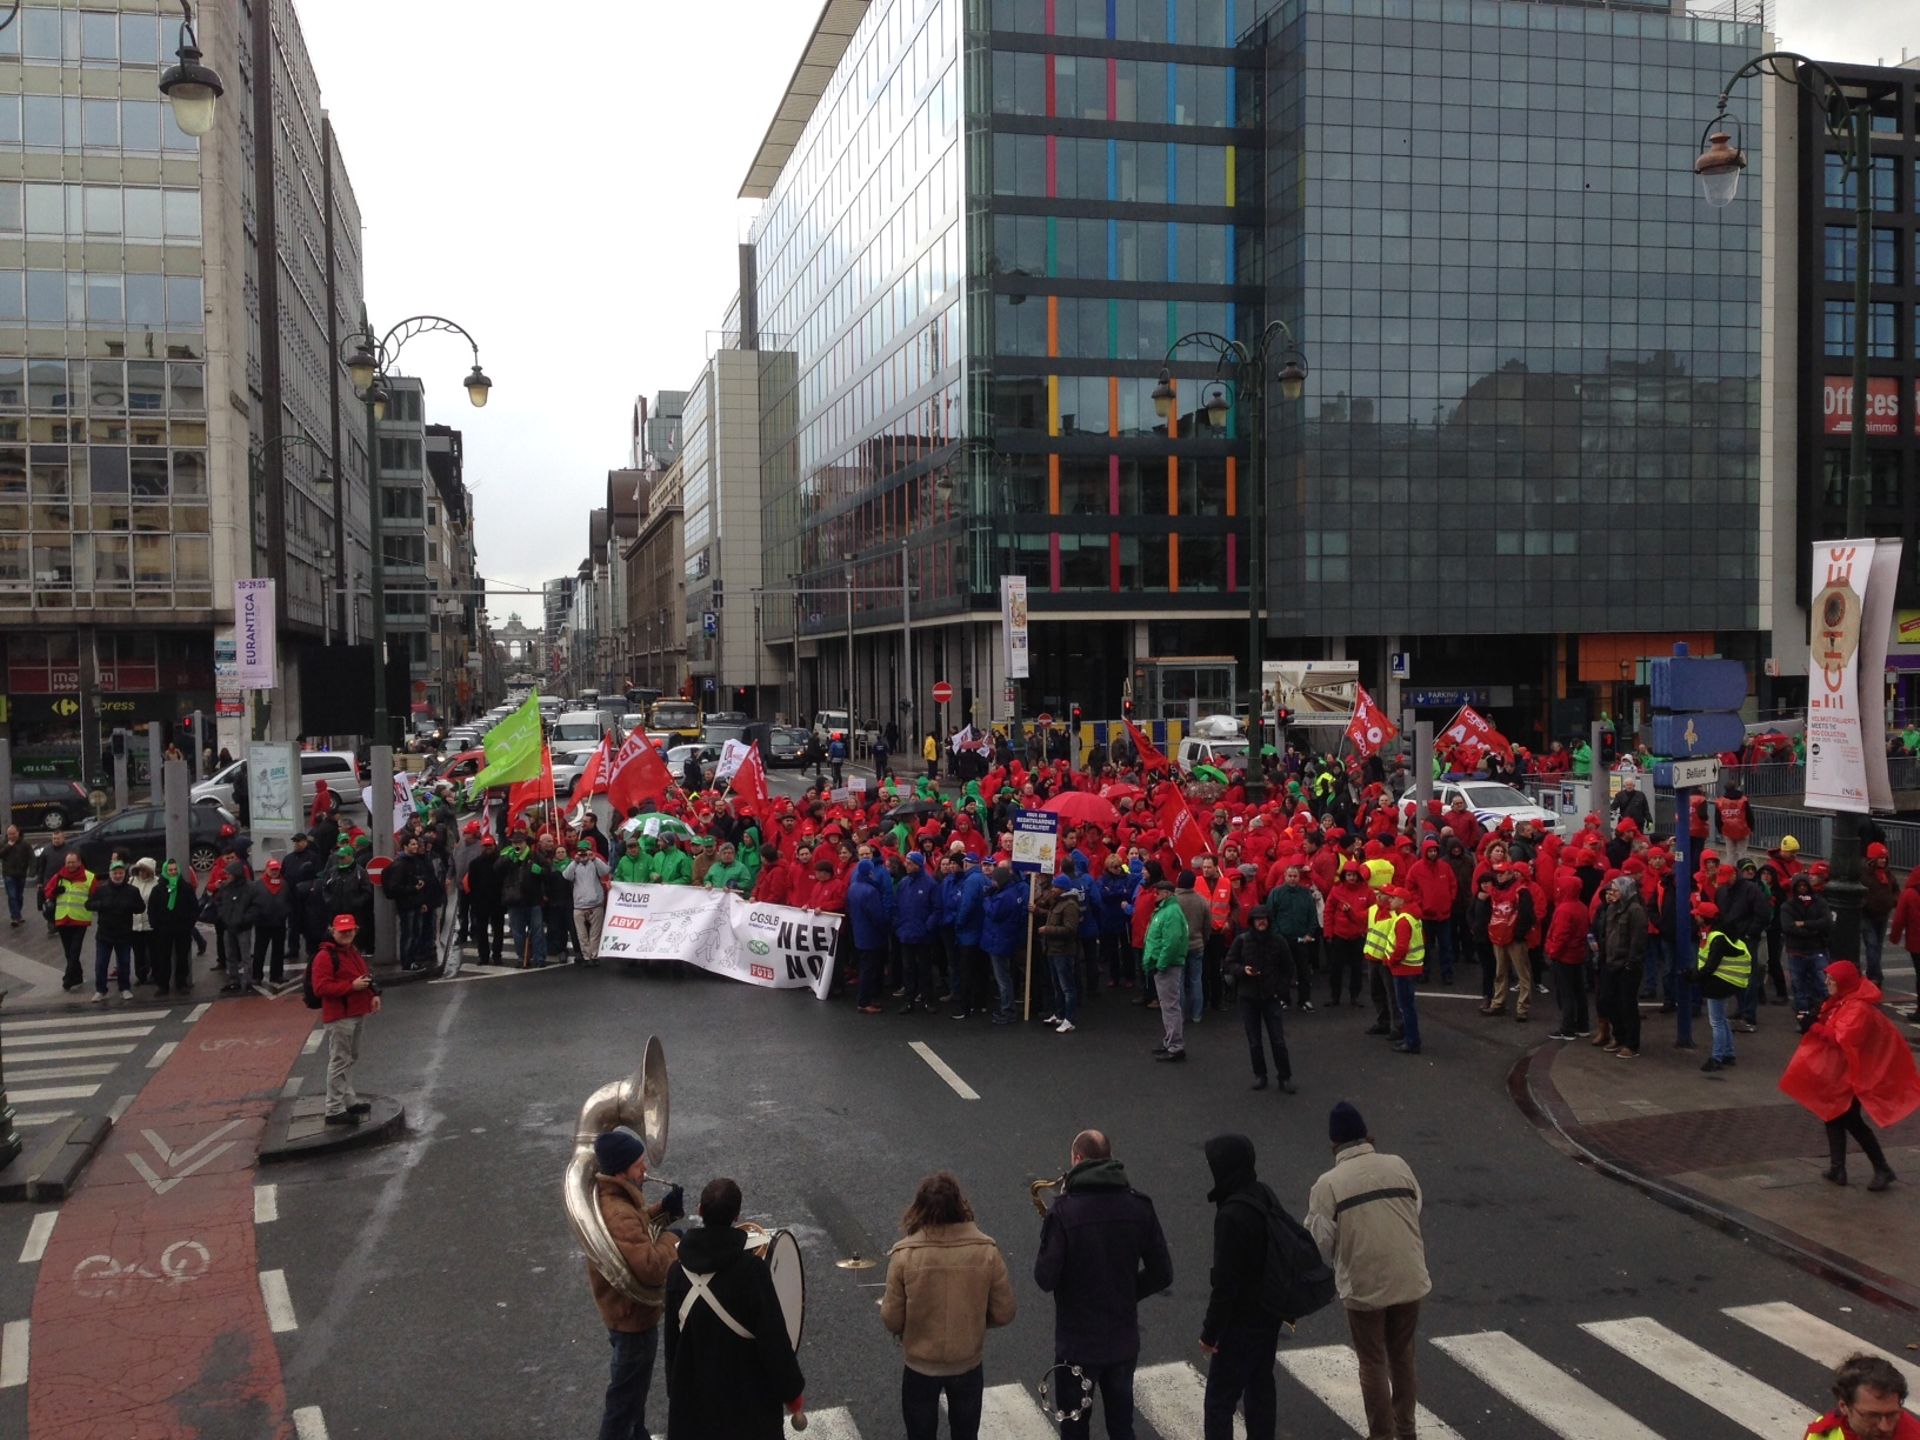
[650,841,693,886]
[1143,885,1191,971]
[612,836,650,884]
[1571,741,1593,778]
[704,841,753,893]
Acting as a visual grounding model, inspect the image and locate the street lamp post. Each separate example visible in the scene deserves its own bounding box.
[1695,54,1881,964]
[1152,323,1308,738]
[245,432,334,741]
[339,314,490,964]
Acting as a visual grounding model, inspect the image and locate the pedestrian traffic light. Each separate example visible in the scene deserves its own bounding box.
[1070,703,1082,727]
[1275,707,1294,729]
[1121,697,1133,718]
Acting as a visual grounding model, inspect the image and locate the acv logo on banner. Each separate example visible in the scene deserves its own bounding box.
[234,578,276,689]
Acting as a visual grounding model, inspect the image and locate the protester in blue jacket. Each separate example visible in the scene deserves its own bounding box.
[894,851,941,1014]
[1097,855,1136,989]
[943,849,989,1019]
[980,862,1029,1025]
[848,855,894,1014]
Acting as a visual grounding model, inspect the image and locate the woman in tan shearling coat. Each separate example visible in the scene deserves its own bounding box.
[881,1171,1017,1440]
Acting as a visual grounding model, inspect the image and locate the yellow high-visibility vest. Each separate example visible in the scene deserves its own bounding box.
[1695,931,1751,990]
[1363,907,1425,970]
[51,871,95,925]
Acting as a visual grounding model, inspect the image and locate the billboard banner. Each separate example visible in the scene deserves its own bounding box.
[245,742,299,836]
[1001,576,1029,679]
[1261,660,1359,725]
[235,579,276,688]
[1011,808,1059,874]
[1821,376,1900,437]
[1806,539,1901,813]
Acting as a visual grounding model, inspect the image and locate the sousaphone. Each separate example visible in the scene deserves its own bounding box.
[565,1035,672,1304]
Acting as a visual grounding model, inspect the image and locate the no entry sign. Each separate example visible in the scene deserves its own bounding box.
[932,681,953,704]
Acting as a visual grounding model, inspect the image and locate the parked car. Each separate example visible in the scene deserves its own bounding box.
[72,802,245,877]
[766,726,811,768]
[551,743,600,798]
[665,743,720,776]
[1398,780,1562,836]
[192,750,363,821]
[423,747,487,789]
[11,775,91,832]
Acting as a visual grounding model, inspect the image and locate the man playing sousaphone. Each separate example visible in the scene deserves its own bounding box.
[585,1124,685,1440]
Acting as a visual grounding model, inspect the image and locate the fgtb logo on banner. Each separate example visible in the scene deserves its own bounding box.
[1344,683,1399,759]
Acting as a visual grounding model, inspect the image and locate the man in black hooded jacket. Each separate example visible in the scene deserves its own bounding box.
[1200,1134,1286,1440]
[1034,1128,1173,1440]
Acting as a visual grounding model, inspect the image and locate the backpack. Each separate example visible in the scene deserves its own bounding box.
[1226,1191,1336,1324]
[1487,892,1519,946]
[302,943,330,1010]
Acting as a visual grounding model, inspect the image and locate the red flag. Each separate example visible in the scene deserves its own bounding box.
[1155,784,1213,869]
[1125,717,1172,773]
[1344,684,1399,760]
[507,746,554,829]
[575,733,612,798]
[1443,704,1513,763]
[607,730,673,814]
[734,742,771,816]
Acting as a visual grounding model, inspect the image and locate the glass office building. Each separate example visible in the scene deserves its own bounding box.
[746,0,1764,732]
[1252,0,1763,731]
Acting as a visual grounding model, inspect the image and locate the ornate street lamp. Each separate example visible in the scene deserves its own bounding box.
[157,3,224,138]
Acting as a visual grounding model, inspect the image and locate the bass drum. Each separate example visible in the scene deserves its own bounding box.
[764,1227,805,1353]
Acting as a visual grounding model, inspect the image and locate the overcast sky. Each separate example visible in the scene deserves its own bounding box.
[295,0,1920,616]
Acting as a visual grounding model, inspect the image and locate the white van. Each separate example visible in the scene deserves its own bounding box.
[551,708,619,744]
[1176,735,1250,775]
[193,749,364,820]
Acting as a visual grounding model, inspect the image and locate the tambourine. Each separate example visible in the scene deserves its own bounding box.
[1038,1363,1095,1423]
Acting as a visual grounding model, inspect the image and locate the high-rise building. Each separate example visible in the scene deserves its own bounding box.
[734,0,1768,746]
[425,421,479,718]
[0,0,370,775]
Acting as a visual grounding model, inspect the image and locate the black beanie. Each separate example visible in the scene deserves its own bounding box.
[1329,1101,1367,1147]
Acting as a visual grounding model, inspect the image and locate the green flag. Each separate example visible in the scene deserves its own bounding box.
[469,692,544,794]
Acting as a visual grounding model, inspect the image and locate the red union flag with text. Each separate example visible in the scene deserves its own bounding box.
[1155,784,1212,868]
[1125,717,1172,773]
[606,730,673,813]
[1344,685,1399,759]
[1442,704,1513,763]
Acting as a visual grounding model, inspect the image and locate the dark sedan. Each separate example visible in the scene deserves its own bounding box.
[12,775,91,832]
[767,726,811,768]
[71,802,247,878]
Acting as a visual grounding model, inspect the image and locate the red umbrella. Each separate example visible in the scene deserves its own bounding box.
[1042,792,1120,831]
[1099,782,1143,803]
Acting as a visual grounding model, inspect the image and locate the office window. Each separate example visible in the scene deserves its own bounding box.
[1825,298,1896,358]
[1826,152,1896,211]
[1824,225,1897,284]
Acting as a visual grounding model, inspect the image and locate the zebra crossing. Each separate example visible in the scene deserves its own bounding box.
[0,1005,183,1126]
[790,1300,1905,1438]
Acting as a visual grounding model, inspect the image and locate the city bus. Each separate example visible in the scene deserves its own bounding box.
[646,697,702,744]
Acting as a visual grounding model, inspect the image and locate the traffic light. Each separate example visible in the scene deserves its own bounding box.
[1070,703,1082,727]
[110,728,126,758]
[1275,707,1294,729]
[1600,726,1618,766]
[1121,697,1133,718]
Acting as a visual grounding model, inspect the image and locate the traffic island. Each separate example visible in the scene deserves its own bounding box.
[259,1092,405,1163]
[0,1112,112,1202]
[1512,1022,1920,1313]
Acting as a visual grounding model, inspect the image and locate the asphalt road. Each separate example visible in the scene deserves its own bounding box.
[10,963,1886,1439]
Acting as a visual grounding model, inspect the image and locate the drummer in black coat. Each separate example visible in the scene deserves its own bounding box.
[663,1178,805,1439]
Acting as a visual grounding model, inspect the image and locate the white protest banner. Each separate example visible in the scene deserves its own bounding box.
[598,884,840,1000]
[246,742,299,836]
[235,578,276,688]
[714,738,752,784]
[1807,540,1871,813]
[1862,538,1903,812]
[1010,807,1059,874]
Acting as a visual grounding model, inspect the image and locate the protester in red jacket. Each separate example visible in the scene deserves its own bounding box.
[1781,960,1920,1190]
[309,913,378,1126]
[1544,872,1592,1038]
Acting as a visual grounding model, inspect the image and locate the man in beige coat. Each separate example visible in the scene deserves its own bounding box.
[881,1172,1016,1440]
[1306,1101,1431,1440]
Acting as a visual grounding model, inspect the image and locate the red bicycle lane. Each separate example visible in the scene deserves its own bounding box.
[27,997,316,1440]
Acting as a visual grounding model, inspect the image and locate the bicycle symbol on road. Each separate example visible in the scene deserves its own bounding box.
[72,1240,211,1299]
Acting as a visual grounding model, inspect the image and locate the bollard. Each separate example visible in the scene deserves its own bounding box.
[163,758,190,877]
[371,745,396,964]
[0,987,18,1171]
[0,738,11,838]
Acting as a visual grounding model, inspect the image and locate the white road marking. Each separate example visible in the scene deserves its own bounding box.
[185,1002,211,1022]
[107,1094,135,1123]
[1726,1302,1920,1415]
[281,1075,304,1098]
[1276,1344,1466,1438]
[1136,1360,1244,1439]
[979,1381,1057,1440]
[11,1111,73,1126]
[2,1043,136,1061]
[293,1407,329,1440]
[907,1040,979,1100]
[0,1319,26,1387]
[125,1118,246,1195]
[792,1405,861,1438]
[254,1185,279,1224]
[1583,1316,1806,1438]
[1432,1331,1663,1440]
[18,1213,56,1265]
[8,1062,116,1081]
[9,1084,101,1103]
[259,1269,298,1332]
[148,1040,178,1068]
[7,1026,155,1047]
[1,1009,163,1031]
[302,1029,324,1055]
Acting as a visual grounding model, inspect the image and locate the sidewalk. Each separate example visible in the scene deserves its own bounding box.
[1516,1004,1920,1311]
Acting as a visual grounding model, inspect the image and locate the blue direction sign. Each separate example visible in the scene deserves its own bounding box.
[1649,648,1747,758]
